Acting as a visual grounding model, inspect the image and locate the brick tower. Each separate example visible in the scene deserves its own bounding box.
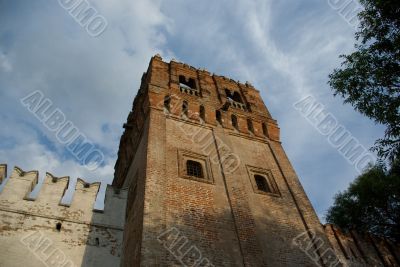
[113,55,335,266]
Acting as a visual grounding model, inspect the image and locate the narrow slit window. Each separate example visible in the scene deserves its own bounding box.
[164,95,171,112]
[231,114,238,130]
[216,110,222,125]
[186,160,203,178]
[200,105,205,122]
[247,119,254,133]
[182,101,188,116]
[262,123,268,137]
[254,175,270,193]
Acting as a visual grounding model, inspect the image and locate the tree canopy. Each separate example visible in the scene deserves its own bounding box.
[328,0,400,160]
[325,160,400,243]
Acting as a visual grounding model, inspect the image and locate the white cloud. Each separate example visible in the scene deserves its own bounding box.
[0,0,173,209]
[0,0,384,218]
[156,0,382,218]
[0,53,12,72]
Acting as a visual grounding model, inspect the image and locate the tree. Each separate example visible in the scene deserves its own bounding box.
[328,0,400,160]
[325,160,400,243]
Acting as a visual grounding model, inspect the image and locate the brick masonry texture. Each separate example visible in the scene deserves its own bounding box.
[113,55,400,266]
[0,55,399,267]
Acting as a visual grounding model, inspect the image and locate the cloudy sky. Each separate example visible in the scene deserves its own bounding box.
[0,0,384,217]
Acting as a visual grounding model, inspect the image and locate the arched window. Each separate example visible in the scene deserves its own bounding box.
[164,95,171,112]
[225,89,242,103]
[225,89,233,99]
[188,78,196,89]
[179,75,196,90]
[231,114,238,130]
[182,100,188,116]
[186,160,203,178]
[200,105,205,122]
[262,123,268,137]
[232,91,243,103]
[247,119,254,133]
[216,110,222,125]
[254,175,270,193]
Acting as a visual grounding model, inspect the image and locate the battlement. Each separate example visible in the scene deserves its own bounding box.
[167,55,258,92]
[146,55,280,140]
[148,55,274,119]
[0,164,127,227]
[0,164,127,267]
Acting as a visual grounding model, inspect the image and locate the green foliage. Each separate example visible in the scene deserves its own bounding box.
[326,160,400,242]
[328,0,400,160]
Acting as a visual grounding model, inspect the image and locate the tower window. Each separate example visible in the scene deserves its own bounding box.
[225,89,233,99]
[225,89,243,103]
[182,101,188,116]
[56,222,62,231]
[247,119,254,134]
[164,95,171,112]
[232,91,242,103]
[200,105,205,122]
[179,75,199,96]
[178,150,213,184]
[186,160,203,178]
[216,110,222,125]
[262,123,268,137]
[247,166,280,196]
[179,75,196,90]
[231,114,238,130]
[254,175,270,193]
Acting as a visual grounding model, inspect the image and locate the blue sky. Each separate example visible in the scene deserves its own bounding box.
[0,0,384,218]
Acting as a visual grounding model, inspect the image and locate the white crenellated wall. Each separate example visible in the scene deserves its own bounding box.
[0,164,127,267]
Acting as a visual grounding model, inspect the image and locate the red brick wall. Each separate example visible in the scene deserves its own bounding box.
[115,55,400,266]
